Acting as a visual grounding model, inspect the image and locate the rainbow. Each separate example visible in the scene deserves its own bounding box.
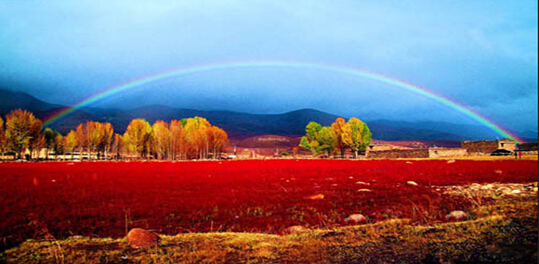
[42,60,524,143]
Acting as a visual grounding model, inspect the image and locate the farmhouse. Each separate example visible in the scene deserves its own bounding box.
[518,142,538,155]
[461,139,516,154]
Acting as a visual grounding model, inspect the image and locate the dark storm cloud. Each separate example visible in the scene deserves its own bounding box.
[0,0,537,131]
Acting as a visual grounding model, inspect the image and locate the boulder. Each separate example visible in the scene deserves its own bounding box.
[345,214,367,224]
[127,228,160,249]
[284,225,308,234]
[406,181,419,186]
[355,181,370,186]
[446,211,467,221]
[307,194,325,200]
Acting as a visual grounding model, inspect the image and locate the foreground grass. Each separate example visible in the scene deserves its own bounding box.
[3,193,537,264]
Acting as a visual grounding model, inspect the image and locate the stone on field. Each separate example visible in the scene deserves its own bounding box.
[308,194,325,200]
[447,159,456,164]
[127,228,160,249]
[284,225,307,234]
[355,181,370,186]
[345,214,367,224]
[406,181,419,186]
[446,211,467,221]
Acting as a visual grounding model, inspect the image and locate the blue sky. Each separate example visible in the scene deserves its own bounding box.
[0,1,537,132]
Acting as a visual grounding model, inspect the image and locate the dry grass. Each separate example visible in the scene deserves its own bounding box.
[3,191,537,264]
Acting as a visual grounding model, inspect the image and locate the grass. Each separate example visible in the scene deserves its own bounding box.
[3,186,537,264]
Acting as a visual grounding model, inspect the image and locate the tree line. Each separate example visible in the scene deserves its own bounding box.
[0,109,229,160]
[299,117,372,158]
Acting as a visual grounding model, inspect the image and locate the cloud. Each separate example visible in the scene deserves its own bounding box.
[0,0,536,131]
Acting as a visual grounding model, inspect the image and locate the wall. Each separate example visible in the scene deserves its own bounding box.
[428,148,467,158]
[367,148,429,158]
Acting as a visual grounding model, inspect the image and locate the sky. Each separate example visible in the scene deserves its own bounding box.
[0,0,537,133]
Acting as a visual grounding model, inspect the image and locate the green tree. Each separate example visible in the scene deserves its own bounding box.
[5,109,42,159]
[348,117,368,158]
[316,126,337,156]
[299,122,322,154]
[359,121,372,151]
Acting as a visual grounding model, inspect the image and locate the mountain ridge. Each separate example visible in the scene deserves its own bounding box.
[0,89,536,141]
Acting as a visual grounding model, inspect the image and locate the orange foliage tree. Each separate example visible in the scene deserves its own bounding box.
[1,109,228,161]
[4,109,42,159]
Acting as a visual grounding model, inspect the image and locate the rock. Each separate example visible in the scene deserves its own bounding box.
[406,181,419,186]
[357,189,372,192]
[345,214,367,224]
[447,159,456,164]
[355,181,370,186]
[307,194,325,200]
[127,228,160,249]
[284,225,307,234]
[481,184,494,190]
[446,211,467,221]
[510,189,521,194]
[406,161,413,164]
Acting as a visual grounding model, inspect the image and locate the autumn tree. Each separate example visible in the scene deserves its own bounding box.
[184,117,211,159]
[112,133,124,160]
[331,117,353,157]
[0,117,5,159]
[5,109,43,159]
[43,128,56,160]
[86,121,103,160]
[53,133,64,160]
[75,123,87,160]
[169,119,185,160]
[209,126,228,158]
[151,120,171,160]
[65,130,77,160]
[123,119,152,158]
[99,122,114,159]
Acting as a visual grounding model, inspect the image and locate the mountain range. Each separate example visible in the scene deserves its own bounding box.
[0,89,536,142]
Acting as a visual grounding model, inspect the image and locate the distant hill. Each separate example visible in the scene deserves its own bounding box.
[0,89,60,113]
[0,89,536,142]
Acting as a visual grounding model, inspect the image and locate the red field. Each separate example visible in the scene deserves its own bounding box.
[0,159,537,250]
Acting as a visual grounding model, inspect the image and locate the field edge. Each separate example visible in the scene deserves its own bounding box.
[4,194,537,264]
